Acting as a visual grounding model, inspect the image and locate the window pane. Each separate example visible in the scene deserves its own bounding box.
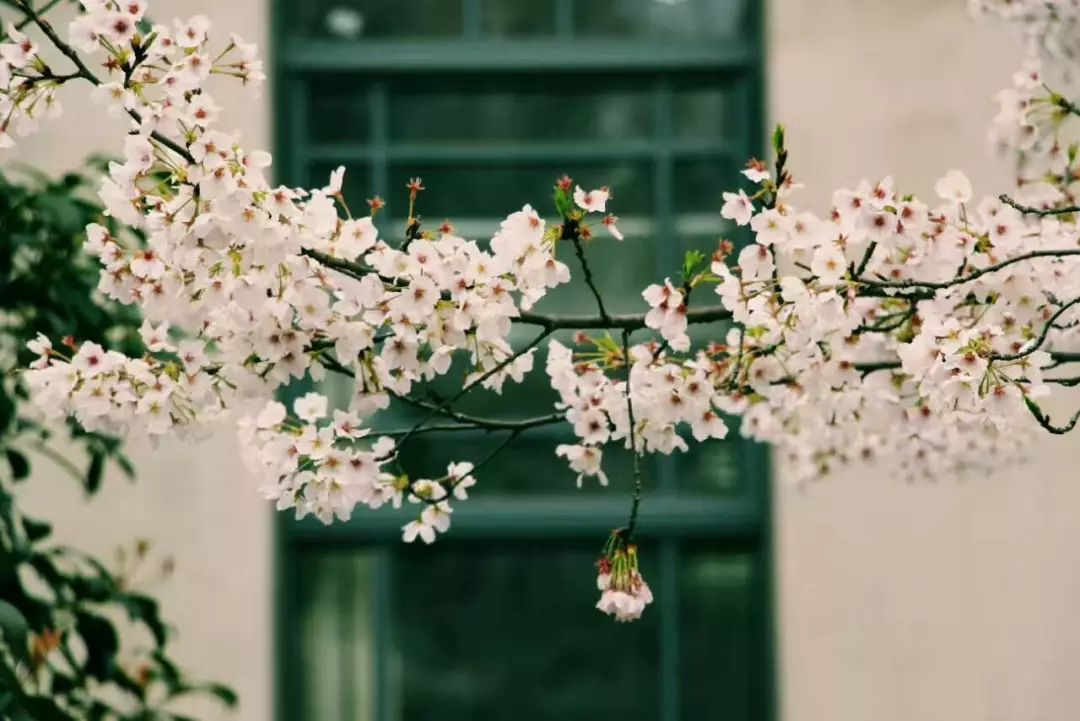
[309,78,371,145]
[483,0,557,36]
[673,83,740,140]
[681,550,757,721]
[674,157,742,216]
[289,0,463,40]
[390,542,661,720]
[673,439,740,494]
[575,0,749,40]
[296,551,377,721]
[387,78,653,144]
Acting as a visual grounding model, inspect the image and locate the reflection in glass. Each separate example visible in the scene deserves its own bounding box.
[483,0,557,36]
[296,551,377,721]
[388,78,653,144]
[575,0,749,40]
[289,0,464,39]
[390,542,661,720]
[681,551,757,721]
[309,79,371,145]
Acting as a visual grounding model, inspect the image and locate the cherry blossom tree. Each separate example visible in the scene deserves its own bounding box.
[4,0,1080,622]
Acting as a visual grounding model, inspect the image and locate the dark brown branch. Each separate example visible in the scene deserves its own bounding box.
[860,249,1080,292]
[394,393,564,432]
[303,247,734,331]
[517,305,731,331]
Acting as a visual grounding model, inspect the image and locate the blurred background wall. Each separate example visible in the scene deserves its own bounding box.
[9,0,1080,719]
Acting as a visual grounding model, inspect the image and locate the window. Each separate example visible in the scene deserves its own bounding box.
[273,1,772,719]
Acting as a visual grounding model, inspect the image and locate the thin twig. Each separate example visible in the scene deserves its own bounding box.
[854,240,878,277]
[993,296,1080,362]
[394,393,565,431]
[999,194,1080,217]
[861,248,1080,293]
[393,329,553,450]
[1024,397,1080,435]
[569,232,610,324]
[621,328,644,540]
[470,429,523,475]
[517,305,731,331]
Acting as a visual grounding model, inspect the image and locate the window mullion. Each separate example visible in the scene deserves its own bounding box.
[462,0,482,39]
[555,0,574,38]
[659,539,681,721]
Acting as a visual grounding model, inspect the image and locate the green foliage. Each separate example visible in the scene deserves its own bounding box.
[0,163,236,719]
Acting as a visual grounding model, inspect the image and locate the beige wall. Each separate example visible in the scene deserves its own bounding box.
[9,3,272,720]
[8,2,1080,720]
[771,2,1080,720]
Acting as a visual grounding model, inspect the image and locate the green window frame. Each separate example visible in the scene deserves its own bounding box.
[272,2,773,720]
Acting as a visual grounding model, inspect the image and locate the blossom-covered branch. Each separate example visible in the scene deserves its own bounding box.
[6,0,1080,622]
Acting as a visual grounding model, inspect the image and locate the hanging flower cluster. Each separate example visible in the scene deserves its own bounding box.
[6,0,1080,620]
[595,530,653,622]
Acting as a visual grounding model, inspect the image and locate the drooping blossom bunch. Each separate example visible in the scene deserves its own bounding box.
[7,0,1080,621]
[595,530,653,622]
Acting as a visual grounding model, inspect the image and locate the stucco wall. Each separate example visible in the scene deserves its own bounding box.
[7,1,1080,720]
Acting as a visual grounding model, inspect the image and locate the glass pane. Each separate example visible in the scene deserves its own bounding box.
[673,83,739,140]
[673,439,740,494]
[575,0,749,40]
[390,542,661,720]
[296,551,377,721]
[289,0,463,40]
[387,78,653,144]
[309,79,371,145]
[483,0,557,36]
[674,157,743,216]
[680,550,757,721]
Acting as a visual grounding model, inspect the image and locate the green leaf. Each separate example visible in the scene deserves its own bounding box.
[114,453,136,480]
[85,451,105,495]
[771,123,786,154]
[120,593,169,647]
[172,681,239,708]
[5,449,29,481]
[0,388,14,435]
[9,695,79,721]
[21,516,51,543]
[0,598,30,650]
[75,611,119,680]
